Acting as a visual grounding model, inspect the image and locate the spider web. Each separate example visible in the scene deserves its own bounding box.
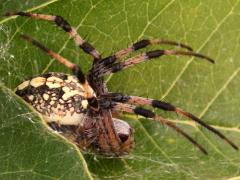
[1,0,240,179]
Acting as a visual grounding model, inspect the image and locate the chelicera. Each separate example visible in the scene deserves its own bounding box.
[6,12,238,156]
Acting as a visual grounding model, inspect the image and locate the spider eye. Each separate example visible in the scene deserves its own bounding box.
[113,119,132,143]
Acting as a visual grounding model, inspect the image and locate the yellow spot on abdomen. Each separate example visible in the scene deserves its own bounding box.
[28,95,34,101]
[46,76,64,88]
[30,77,46,87]
[62,90,82,100]
[17,80,30,90]
[81,100,88,109]
[62,86,70,92]
[43,93,49,100]
[66,76,78,83]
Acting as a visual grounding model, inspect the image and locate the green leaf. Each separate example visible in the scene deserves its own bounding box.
[1,0,240,179]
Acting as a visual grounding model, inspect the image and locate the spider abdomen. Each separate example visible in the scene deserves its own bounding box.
[15,72,89,126]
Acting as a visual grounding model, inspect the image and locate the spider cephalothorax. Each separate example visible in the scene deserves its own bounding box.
[7,11,238,156]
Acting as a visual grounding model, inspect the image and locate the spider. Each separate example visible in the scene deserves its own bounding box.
[6,11,238,156]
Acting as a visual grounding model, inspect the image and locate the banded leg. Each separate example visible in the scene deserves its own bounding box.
[5,12,101,60]
[20,34,95,100]
[107,102,208,155]
[102,93,238,150]
[94,49,214,77]
[97,39,193,67]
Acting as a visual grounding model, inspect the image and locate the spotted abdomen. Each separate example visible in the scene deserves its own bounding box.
[15,72,89,125]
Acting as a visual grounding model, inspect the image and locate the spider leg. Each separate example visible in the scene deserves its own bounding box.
[20,34,95,100]
[94,49,214,77]
[100,101,208,155]
[5,12,101,60]
[98,109,122,154]
[102,93,239,150]
[96,39,193,67]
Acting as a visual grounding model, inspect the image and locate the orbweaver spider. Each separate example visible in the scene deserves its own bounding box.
[6,12,238,156]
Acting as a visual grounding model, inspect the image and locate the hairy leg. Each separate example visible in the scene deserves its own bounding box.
[5,12,101,60]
